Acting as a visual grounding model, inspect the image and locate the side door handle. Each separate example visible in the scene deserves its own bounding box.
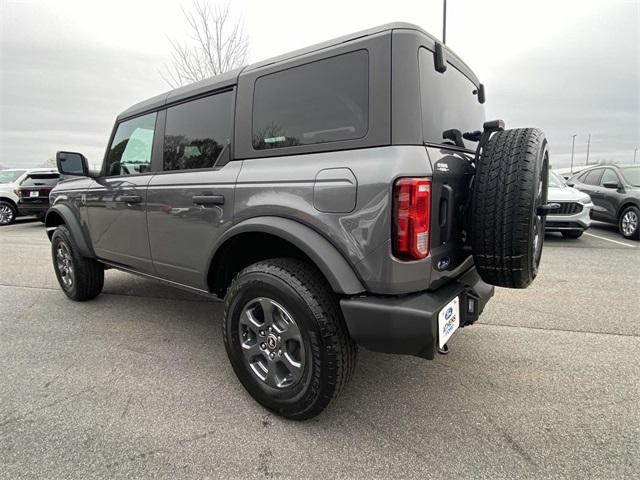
[120,195,142,204]
[193,195,225,206]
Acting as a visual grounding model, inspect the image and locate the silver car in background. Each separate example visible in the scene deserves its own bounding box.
[546,170,593,238]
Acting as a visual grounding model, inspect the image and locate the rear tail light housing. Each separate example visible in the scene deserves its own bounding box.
[393,177,432,260]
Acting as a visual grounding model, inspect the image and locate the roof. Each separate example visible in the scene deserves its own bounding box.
[118,22,478,120]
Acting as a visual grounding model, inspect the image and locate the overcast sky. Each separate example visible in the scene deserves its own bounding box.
[0,0,638,169]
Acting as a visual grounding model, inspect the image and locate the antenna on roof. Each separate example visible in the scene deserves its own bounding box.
[442,0,447,44]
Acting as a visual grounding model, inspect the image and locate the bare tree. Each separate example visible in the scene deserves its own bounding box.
[162,0,248,87]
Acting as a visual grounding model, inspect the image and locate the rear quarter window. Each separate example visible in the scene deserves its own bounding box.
[252,50,369,150]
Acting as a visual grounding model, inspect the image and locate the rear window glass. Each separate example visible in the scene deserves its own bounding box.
[252,50,369,150]
[582,169,603,185]
[419,47,485,149]
[21,173,59,187]
[163,91,233,171]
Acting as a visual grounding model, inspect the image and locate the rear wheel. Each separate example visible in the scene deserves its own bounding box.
[561,230,583,239]
[470,128,549,288]
[223,258,356,420]
[619,206,639,240]
[0,201,17,226]
[51,225,104,301]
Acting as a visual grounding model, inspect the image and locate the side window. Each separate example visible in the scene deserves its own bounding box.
[600,169,619,185]
[163,91,233,171]
[252,50,369,150]
[583,169,603,186]
[106,112,157,176]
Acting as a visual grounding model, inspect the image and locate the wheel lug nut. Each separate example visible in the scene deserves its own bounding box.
[259,330,265,336]
[260,343,266,350]
[277,336,281,342]
[269,352,275,360]
[278,349,282,356]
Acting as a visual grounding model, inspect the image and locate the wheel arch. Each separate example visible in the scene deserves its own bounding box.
[45,205,95,258]
[617,200,640,220]
[0,196,18,209]
[206,216,365,297]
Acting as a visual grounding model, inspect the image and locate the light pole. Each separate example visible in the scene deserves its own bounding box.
[634,147,638,164]
[585,133,591,165]
[570,134,577,173]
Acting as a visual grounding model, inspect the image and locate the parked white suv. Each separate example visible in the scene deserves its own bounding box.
[0,168,58,226]
[545,170,593,238]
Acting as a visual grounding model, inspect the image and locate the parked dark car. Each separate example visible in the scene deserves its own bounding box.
[17,172,60,221]
[568,164,640,240]
[47,23,551,419]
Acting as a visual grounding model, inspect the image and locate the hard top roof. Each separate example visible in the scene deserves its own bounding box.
[117,22,478,121]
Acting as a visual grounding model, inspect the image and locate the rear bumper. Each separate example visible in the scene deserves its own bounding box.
[18,202,49,216]
[340,268,494,359]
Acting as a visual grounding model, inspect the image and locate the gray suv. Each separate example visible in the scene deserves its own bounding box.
[48,23,550,419]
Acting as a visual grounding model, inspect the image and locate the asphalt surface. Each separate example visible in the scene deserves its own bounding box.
[1,219,639,479]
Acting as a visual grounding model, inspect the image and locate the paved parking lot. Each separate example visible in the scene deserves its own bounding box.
[1,219,638,479]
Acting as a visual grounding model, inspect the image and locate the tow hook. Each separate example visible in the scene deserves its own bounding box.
[537,203,560,215]
[437,344,449,355]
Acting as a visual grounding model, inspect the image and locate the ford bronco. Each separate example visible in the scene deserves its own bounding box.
[48,23,550,419]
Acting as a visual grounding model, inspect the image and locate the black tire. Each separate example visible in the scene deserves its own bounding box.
[619,205,640,240]
[51,225,104,301]
[0,200,17,226]
[223,258,357,420]
[561,230,583,239]
[470,128,549,288]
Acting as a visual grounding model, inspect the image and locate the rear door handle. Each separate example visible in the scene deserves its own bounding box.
[440,185,455,243]
[193,195,225,206]
[120,195,142,204]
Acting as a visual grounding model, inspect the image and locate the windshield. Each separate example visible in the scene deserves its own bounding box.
[0,170,26,184]
[548,170,565,188]
[418,48,485,151]
[620,166,640,187]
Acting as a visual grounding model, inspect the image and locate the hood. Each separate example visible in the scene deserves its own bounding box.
[548,185,591,203]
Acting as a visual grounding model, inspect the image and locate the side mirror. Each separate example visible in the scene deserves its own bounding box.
[602,181,620,189]
[566,182,575,187]
[56,151,90,177]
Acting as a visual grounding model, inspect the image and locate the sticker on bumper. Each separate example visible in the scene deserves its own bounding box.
[438,296,460,349]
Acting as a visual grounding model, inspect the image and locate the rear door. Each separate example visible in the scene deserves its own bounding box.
[598,168,624,221]
[577,169,606,219]
[146,89,240,290]
[417,47,484,285]
[86,112,158,273]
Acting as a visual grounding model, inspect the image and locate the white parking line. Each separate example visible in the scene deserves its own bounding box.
[583,232,636,248]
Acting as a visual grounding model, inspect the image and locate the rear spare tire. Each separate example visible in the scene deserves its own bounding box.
[470,128,549,288]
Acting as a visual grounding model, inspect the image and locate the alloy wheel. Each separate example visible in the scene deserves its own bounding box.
[0,204,14,225]
[622,210,638,237]
[56,242,74,289]
[238,297,305,389]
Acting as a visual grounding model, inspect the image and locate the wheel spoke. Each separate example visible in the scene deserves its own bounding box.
[238,297,306,390]
[257,298,274,325]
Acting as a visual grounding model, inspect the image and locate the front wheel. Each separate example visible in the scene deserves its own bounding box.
[619,206,640,240]
[223,258,357,420]
[51,225,104,301]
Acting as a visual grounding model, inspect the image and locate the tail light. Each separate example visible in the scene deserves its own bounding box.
[393,178,431,260]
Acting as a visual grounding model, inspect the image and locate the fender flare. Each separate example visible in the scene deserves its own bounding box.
[211,216,365,295]
[45,205,95,258]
